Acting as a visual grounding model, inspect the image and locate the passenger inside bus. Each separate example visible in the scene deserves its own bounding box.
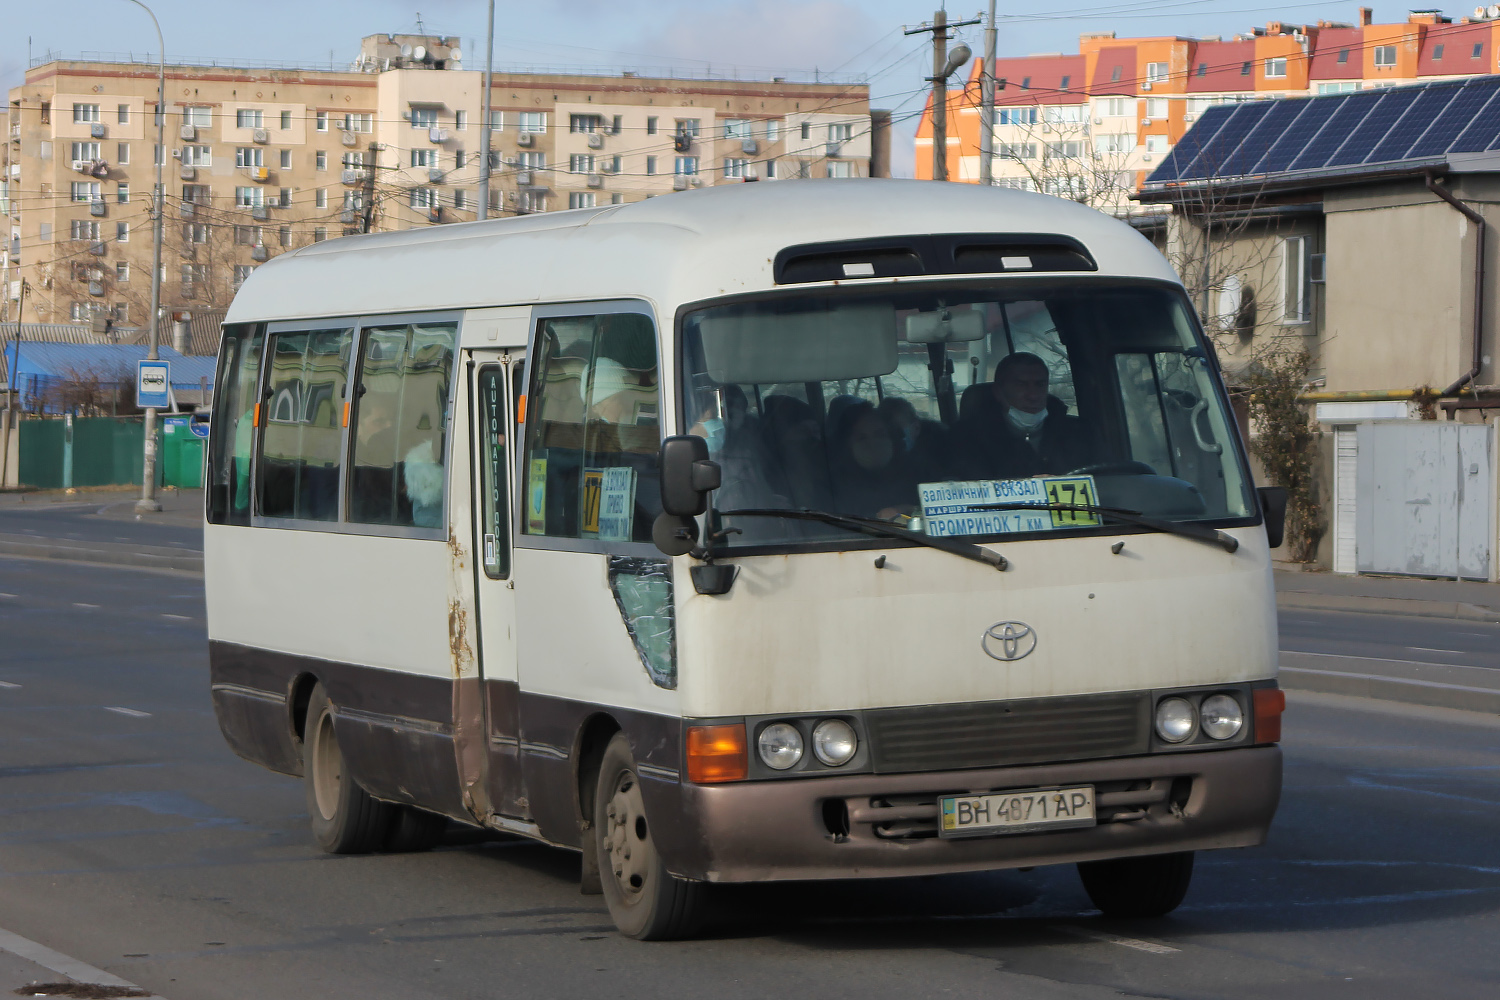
[959,352,1094,478]
[826,398,917,520]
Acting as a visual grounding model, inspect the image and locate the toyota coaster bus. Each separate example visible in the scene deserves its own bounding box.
[205,179,1286,939]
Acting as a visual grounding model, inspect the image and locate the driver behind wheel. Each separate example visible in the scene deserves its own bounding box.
[962,352,1093,478]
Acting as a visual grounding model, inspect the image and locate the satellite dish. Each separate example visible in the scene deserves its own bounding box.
[449,47,462,62]
[399,44,413,58]
[413,45,427,62]
[1490,4,1500,17]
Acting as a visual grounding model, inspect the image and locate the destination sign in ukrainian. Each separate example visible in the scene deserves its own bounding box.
[919,475,1101,538]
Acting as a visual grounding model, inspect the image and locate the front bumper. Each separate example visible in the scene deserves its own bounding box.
[663,746,1281,883]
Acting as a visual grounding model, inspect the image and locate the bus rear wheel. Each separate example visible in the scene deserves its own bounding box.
[304,683,393,854]
[593,733,704,940]
[1076,851,1194,918]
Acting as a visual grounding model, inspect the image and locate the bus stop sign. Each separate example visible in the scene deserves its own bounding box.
[137,360,170,409]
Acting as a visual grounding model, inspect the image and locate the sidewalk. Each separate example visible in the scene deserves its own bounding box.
[0,486,203,574]
[1274,567,1500,622]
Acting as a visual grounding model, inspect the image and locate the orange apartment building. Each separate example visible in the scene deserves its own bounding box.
[916,7,1500,213]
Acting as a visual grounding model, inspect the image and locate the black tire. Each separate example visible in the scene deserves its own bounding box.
[1077,851,1194,918]
[304,683,394,854]
[385,805,448,853]
[593,733,704,940]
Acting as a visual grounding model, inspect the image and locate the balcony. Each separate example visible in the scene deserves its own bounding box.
[341,168,363,186]
[179,165,196,181]
[250,245,269,262]
[178,202,195,218]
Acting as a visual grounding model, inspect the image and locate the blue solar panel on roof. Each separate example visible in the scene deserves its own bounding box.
[1177,102,1274,180]
[1146,103,1235,184]
[1449,83,1500,150]
[1365,84,1461,162]
[1252,96,1343,173]
[1325,87,1422,166]
[1406,78,1500,157]
[1285,89,1385,171]
[1224,99,1312,176]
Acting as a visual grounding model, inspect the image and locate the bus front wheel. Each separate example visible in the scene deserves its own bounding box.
[592,733,704,940]
[1076,851,1194,918]
[304,683,394,854]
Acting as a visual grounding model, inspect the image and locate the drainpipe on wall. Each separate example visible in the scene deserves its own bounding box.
[1424,172,1486,398]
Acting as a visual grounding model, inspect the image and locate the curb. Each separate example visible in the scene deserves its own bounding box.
[1280,651,1500,715]
[1276,591,1500,622]
[0,533,203,575]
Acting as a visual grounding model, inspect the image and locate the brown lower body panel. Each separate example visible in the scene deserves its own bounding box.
[667,746,1281,883]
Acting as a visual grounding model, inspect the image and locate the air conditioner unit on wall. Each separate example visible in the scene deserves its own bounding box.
[428,168,444,184]
[429,127,450,143]
[587,133,604,149]
[253,128,269,144]
[90,123,106,139]
[587,173,603,188]
[342,131,358,148]
[180,125,196,142]
[180,165,196,181]
[517,132,534,147]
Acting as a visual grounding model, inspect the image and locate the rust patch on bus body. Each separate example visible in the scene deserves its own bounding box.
[447,528,492,823]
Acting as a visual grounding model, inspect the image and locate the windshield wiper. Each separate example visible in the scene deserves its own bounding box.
[990,503,1240,553]
[717,508,1008,571]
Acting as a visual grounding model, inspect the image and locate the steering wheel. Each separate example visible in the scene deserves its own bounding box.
[1064,461,1157,477]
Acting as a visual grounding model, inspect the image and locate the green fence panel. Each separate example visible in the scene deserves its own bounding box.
[72,418,145,487]
[17,420,65,489]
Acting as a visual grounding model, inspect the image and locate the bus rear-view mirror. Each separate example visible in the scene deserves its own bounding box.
[660,435,720,517]
[904,309,985,343]
[1257,486,1288,549]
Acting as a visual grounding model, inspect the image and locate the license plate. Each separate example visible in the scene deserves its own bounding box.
[939,785,1096,838]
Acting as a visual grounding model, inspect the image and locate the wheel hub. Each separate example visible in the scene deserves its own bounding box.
[311,709,342,821]
[604,770,650,898]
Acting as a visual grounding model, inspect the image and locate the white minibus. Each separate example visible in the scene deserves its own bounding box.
[205,179,1286,939]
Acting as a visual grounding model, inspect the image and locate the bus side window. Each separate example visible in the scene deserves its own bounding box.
[348,321,459,529]
[257,327,353,522]
[208,322,265,526]
[477,366,510,578]
[522,312,661,543]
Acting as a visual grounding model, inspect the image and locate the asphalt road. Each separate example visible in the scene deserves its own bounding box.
[0,501,202,551]
[2,559,1498,999]
[1279,607,1500,671]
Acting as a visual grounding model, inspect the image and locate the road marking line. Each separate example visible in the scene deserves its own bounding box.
[0,925,167,998]
[1406,646,1461,654]
[105,707,151,718]
[73,602,99,609]
[0,593,17,598]
[1047,923,1179,954]
[161,614,191,621]
[0,681,19,689]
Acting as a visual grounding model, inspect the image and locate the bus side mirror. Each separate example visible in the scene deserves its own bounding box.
[660,435,720,516]
[1257,486,1288,549]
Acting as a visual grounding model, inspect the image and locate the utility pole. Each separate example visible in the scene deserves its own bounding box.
[125,0,165,513]
[906,10,978,183]
[476,0,495,221]
[360,142,380,234]
[978,0,998,186]
[1,281,25,490]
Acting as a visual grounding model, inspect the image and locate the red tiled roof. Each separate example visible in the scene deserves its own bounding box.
[1091,47,1136,94]
[992,54,1088,105]
[1418,22,1492,76]
[1186,40,1257,92]
[1308,27,1363,79]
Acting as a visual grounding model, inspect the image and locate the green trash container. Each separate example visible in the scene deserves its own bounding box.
[161,416,206,489]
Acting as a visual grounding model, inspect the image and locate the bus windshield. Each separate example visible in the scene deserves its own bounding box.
[679,279,1254,550]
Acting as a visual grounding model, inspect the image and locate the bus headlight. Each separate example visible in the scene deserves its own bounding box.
[757,722,804,770]
[812,719,858,766]
[1154,697,1197,743]
[1200,694,1244,740]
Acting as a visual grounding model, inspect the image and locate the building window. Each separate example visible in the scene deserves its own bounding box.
[723,119,752,139]
[315,189,327,208]
[116,261,130,281]
[1264,57,1286,78]
[570,114,603,133]
[1112,66,1124,83]
[646,116,658,135]
[315,150,327,170]
[1060,75,1072,90]
[1475,42,1486,59]
[411,148,437,168]
[1241,61,1252,76]
[521,311,661,542]
[800,121,812,139]
[1145,62,1167,82]
[645,155,657,175]
[183,184,209,205]
[765,159,777,179]
[1317,82,1359,94]
[236,109,264,129]
[73,103,101,123]
[450,109,466,131]
[723,157,751,178]
[410,188,437,209]
[71,142,101,163]
[277,149,290,170]
[313,227,327,242]
[827,122,853,143]
[611,193,624,204]
[999,142,1036,159]
[1434,44,1445,60]
[568,192,596,209]
[1093,134,1130,154]
[235,186,264,208]
[766,119,780,142]
[1196,63,1206,77]
[676,118,701,139]
[184,223,209,244]
[117,142,130,165]
[234,225,260,245]
[1144,98,1168,118]
[116,104,129,124]
[1374,45,1397,66]
[519,151,545,170]
[453,189,468,210]
[233,265,254,290]
[343,113,372,133]
[674,156,698,175]
[569,153,595,173]
[316,111,328,131]
[117,184,129,203]
[280,226,292,247]
[487,110,503,131]
[519,112,547,133]
[235,147,265,168]
[70,219,100,240]
[179,106,209,128]
[454,149,467,169]
[1337,48,1350,64]
[1045,141,1084,160]
[1144,134,1168,153]
[410,107,439,129]
[183,145,211,166]
[1282,236,1311,324]
[1103,98,1131,117]
[518,191,545,213]
[1020,77,1031,89]
[827,161,853,178]
[1044,105,1085,124]
[70,182,101,202]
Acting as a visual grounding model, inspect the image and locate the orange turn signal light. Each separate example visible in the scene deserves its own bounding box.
[252,402,262,428]
[686,723,748,783]
[342,401,350,428]
[516,394,527,424]
[1253,688,1286,744]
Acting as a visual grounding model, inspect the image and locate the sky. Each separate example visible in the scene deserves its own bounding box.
[3,2,1445,177]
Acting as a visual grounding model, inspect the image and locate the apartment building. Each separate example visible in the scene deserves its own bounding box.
[4,33,874,326]
[917,6,1500,212]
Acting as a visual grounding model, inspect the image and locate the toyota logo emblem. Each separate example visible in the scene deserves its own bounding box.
[982,621,1037,661]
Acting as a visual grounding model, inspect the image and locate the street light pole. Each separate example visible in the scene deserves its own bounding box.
[978,0,998,186]
[476,0,495,221]
[907,11,978,183]
[125,0,165,513]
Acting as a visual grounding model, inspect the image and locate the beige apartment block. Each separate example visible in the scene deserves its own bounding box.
[4,33,875,326]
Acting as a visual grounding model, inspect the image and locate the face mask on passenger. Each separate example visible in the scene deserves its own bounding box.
[1007,407,1047,433]
[701,417,726,454]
